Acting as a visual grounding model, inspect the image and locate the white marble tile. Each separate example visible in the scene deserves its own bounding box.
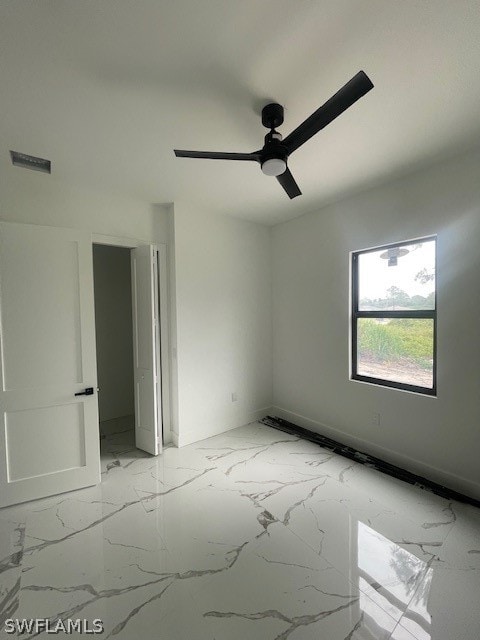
[390,501,480,640]
[396,564,480,640]
[0,422,478,640]
[193,433,301,477]
[152,440,221,474]
[16,507,179,637]
[263,441,361,480]
[106,585,215,640]
[337,461,458,531]
[225,454,333,524]
[192,522,399,639]
[138,471,271,579]
[276,476,454,622]
[437,501,480,570]
[389,621,424,639]
[127,457,216,497]
[0,516,24,635]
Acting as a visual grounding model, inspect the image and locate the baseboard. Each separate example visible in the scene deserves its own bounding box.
[175,406,272,448]
[99,414,135,436]
[271,406,480,503]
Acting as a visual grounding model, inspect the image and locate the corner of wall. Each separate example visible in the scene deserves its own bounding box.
[175,406,273,448]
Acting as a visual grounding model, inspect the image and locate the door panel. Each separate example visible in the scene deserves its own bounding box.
[5,403,85,481]
[131,245,160,456]
[1,234,84,389]
[0,222,100,507]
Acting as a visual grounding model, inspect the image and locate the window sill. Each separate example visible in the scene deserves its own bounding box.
[350,375,437,398]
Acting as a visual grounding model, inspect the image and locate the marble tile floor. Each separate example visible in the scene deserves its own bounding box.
[0,422,479,639]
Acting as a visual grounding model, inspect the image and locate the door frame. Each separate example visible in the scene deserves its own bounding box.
[92,233,171,447]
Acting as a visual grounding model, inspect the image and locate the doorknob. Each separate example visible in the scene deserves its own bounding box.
[75,387,94,397]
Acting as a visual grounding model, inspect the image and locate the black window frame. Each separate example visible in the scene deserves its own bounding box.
[351,236,437,396]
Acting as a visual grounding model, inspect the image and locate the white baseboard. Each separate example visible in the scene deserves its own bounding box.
[174,407,272,448]
[271,406,480,502]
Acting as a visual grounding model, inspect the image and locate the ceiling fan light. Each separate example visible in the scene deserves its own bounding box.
[261,158,287,177]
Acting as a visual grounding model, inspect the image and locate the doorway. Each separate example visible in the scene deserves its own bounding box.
[92,244,135,445]
[92,241,164,461]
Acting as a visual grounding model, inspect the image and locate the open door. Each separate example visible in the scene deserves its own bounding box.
[131,245,161,455]
[0,222,100,508]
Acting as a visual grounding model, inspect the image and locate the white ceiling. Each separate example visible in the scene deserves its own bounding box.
[1,1,480,224]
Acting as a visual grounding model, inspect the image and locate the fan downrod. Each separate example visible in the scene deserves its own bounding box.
[261,103,284,130]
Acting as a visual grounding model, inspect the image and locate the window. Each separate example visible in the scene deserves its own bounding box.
[351,237,436,395]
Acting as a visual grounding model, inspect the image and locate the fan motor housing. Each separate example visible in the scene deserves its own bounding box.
[262,130,287,162]
[262,103,284,129]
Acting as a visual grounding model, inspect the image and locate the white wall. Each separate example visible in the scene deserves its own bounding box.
[93,245,134,423]
[0,162,169,242]
[171,204,272,445]
[272,147,480,500]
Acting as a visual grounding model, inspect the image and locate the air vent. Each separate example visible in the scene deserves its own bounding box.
[10,150,51,174]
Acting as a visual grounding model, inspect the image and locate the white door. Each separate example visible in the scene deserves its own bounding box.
[131,245,161,455]
[0,222,100,508]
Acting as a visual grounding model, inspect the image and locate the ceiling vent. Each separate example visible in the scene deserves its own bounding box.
[10,150,51,174]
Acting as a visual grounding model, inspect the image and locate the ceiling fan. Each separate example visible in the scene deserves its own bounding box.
[174,70,373,199]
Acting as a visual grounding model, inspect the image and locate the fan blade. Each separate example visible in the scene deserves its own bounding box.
[277,168,302,199]
[283,71,374,155]
[174,149,260,161]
